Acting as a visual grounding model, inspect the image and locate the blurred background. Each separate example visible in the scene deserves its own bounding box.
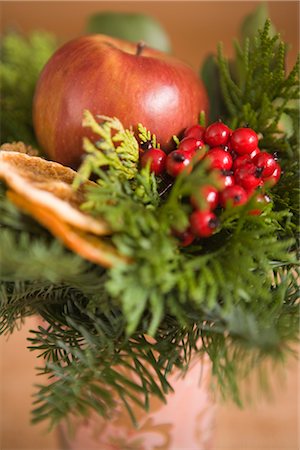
[0,1,299,449]
[1,1,299,70]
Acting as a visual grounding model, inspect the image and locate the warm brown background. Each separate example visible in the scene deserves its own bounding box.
[1,1,299,70]
[0,1,299,450]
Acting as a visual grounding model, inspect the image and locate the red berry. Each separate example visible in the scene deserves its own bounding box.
[173,227,195,247]
[140,148,167,175]
[190,185,219,211]
[223,139,234,153]
[248,194,271,216]
[184,124,206,141]
[232,154,251,171]
[166,150,193,177]
[231,147,259,161]
[190,210,219,238]
[252,151,277,177]
[205,147,233,171]
[204,121,231,147]
[220,185,248,208]
[230,127,258,155]
[234,162,263,190]
[250,147,261,159]
[263,162,281,187]
[218,171,235,189]
[178,137,204,154]
[139,140,153,151]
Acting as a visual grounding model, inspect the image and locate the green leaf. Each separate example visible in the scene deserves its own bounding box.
[240,3,276,43]
[85,12,172,53]
[201,54,227,122]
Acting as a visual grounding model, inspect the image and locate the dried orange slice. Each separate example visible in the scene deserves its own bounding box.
[0,150,110,236]
[7,190,129,268]
[0,141,39,156]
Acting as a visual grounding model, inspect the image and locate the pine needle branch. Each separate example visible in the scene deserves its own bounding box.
[0,31,57,146]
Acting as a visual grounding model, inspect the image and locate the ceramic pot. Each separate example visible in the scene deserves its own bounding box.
[58,357,216,450]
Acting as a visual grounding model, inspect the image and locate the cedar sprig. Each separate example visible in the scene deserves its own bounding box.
[217,19,299,152]
[217,18,299,238]
[137,123,160,149]
[79,164,160,224]
[74,110,139,188]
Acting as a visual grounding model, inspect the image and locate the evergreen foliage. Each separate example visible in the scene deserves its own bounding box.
[0,31,57,145]
[74,111,140,189]
[0,18,299,428]
[217,20,299,158]
[216,19,300,237]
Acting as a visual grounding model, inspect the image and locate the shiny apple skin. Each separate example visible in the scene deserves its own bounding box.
[33,34,209,169]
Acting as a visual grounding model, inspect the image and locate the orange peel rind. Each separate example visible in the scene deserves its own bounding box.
[0,150,110,236]
[0,141,39,156]
[7,190,129,268]
[0,149,129,268]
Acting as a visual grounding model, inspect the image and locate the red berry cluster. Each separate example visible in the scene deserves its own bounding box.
[140,121,281,244]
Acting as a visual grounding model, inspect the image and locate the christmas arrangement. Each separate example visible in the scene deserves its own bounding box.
[0,5,299,432]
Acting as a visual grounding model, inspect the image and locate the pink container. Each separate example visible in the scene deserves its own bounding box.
[58,357,216,450]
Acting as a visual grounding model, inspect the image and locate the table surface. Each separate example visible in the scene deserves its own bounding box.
[1,316,299,450]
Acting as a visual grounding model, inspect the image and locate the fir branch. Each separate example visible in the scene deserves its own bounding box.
[0,226,105,288]
[0,31,57,146]
[1,194,298,426]
[0,281,90,335]
[0,184,109,333]
[28,309,180,428]
[27,259,299,428]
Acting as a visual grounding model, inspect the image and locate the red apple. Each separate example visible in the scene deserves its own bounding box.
[33,34,208,168]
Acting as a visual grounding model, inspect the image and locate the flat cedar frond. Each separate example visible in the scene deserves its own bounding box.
[74,111,139,188]
[137,123,160,148]
[217,20,299,153]
[217,18,300,240]
[80,165,160,227]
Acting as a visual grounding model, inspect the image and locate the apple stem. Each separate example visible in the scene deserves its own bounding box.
[136,41,145,56]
